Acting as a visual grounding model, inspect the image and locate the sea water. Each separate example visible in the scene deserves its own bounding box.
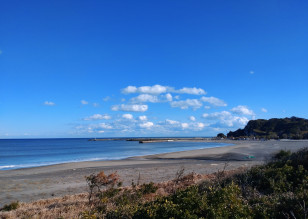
[0,138,232,170]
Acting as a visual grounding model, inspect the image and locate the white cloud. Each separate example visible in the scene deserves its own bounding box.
[77,122,114,134]
[203,111,249,127]
[103,96,110,101]
[138,85,169,95]
[203,113,209,117]
[140,122,154,129]
[122,86,138,94]
[131,94,159,103]
[157,119,209,132]
[87,127,93,133]
[261,108,268,113]
[122,85,170,95]
[84,114,111,120]
[191,122,208,130]
[93,103,99,107]
[98,123,113,129]
[170,99,202,110]
[166,119,179,125]
[163,119,190,130]
[250,71,254,74]
[74,85,258,135]
[111,104,148,112]
[44,101,55,106]
[200,96,227,107]
[181,123,189,129]
[122,85,206,96]
[165,93,173,101]
[189,116,196,121]
[138,115,147,121]
[122,114,133,120]
[176,87,206,95]
[197,122,205,129]
[231,105,255,116]
[130,93,174,103]
[213,127,224,132]
[81,100,88,105]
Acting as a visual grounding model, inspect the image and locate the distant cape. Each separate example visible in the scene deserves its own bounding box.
[227,117,308,139]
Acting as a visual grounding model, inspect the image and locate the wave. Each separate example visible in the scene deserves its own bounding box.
[0,142,233,170]
[0,156,130,170]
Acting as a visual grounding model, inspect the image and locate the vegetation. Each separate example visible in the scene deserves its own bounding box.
[1,149,307,218]
[86,171,120,205]
[227,116,308,139]
[82,148,308,218]
[0,201,19,212]
[216,133,226,139]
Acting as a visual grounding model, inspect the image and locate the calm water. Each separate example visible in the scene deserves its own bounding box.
[0,138,232,170]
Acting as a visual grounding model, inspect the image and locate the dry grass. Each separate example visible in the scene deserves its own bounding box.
[0,193,89,219]
[0,168,246,219]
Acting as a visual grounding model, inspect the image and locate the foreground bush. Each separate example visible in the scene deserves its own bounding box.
[0,201,19,212]
[84,148,308,218]
[1,148,307,218]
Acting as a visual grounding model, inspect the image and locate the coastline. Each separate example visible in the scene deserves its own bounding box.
[0,139,230,171]
[1,139,307,206]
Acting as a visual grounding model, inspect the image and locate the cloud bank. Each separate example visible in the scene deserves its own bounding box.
[111,104,148,112]
[73,85,261,136]
[122,85,206,95]
[84,114,111,121]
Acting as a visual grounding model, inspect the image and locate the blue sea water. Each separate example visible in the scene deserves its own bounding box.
[0,138,232,170]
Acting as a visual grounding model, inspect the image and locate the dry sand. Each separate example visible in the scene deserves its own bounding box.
[1,139,307,207]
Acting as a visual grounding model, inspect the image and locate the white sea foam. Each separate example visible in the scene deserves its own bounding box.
[0,165,17,169]
[0,156,130,170]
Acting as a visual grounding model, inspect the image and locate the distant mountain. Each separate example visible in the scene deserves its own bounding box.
[227,117,308,139]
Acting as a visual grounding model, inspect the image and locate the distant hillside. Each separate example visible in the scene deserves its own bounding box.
[227,117,308,139]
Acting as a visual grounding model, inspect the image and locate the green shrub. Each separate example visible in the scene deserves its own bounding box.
[204,183,252,218]
[104,188,120,198]
[85,148,308,218]
[274,149,291,160]
[140,182,158,195]
[1,201,19,211]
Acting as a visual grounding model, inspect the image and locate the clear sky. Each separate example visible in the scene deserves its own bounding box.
[1,0,307,138]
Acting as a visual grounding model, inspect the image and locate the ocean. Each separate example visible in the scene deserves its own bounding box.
[0,138,232,170]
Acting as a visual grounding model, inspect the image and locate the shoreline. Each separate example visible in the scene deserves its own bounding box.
[1,139,307,206]
[0,140,231,171]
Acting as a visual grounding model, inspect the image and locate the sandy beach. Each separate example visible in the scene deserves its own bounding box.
[1,139,307,207]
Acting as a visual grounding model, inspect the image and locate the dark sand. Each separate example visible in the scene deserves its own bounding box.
[0,139,307,206]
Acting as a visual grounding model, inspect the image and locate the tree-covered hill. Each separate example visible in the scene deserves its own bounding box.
[227,117,308,139]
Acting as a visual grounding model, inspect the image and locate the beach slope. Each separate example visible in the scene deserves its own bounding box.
[0,140,307,206]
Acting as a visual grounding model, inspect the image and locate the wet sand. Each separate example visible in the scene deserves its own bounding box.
[1,139,307,207]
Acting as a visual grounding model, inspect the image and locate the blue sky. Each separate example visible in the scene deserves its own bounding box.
[1,0,308,138]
